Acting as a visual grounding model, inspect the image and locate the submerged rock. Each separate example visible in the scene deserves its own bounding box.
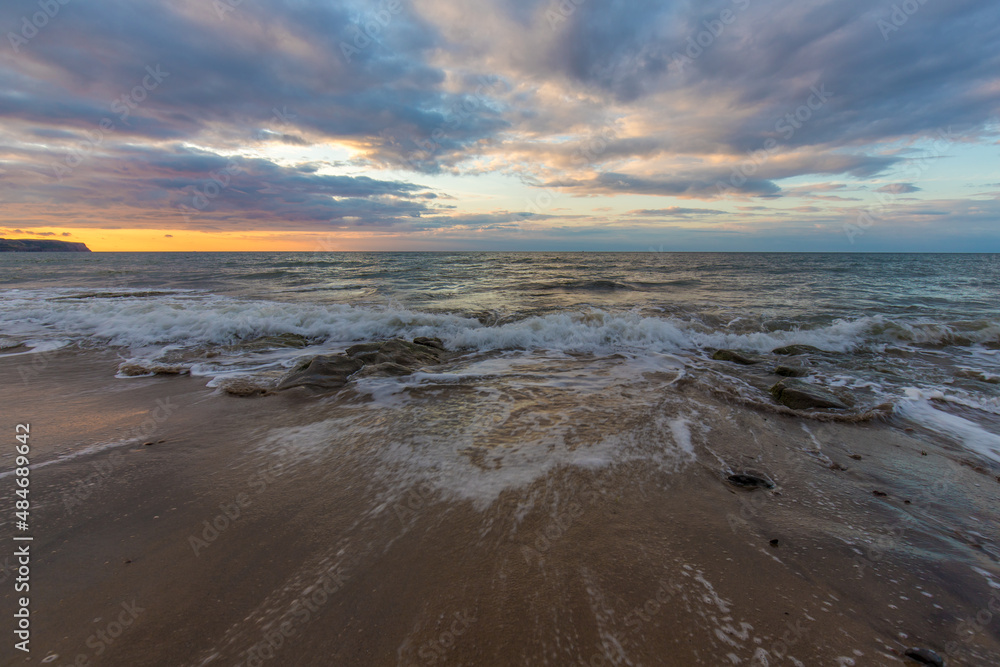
[772,344,823,355]
[727,473,775,489]
[904,647,944,666]
[413,336,446,350]
[712,349,759,365]
[277,355,364,391]
[345,338,445,367]
[769,378,848,410]
[277,338,448,392]
[236,333,309,351]
[774,365,808,377]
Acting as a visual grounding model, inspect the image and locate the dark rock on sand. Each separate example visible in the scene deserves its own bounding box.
[277,338,448,392]
[413,336,446,350]
[769,538,779,547]
[872,490,888,497]
[774,365,808,377]
[772,344,823,355]
[219,378,275,397]
[769,378,848,410]
[712,349,759,365]
[119,362,190,377]
[904,647,944,666]
[277,355,364,391]
[728,473,775,489]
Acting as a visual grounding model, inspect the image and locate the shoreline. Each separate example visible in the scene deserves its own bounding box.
[2,347,999,665]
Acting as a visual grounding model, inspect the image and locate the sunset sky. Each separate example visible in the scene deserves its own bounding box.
[1,0,998,251]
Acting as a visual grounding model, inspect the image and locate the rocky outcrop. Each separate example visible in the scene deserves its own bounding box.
[769,378,848,410]
[711,349,759,365]
[774,365,808,377]
[276,337,448,392]
[0,238,91,252]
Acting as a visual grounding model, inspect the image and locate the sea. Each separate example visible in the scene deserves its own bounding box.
[1,252,999,471]
[4,251,1000,664]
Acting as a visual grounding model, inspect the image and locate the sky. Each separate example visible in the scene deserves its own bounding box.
[0,0,998,251]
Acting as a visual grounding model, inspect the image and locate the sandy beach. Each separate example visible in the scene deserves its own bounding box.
[3,341,999,666]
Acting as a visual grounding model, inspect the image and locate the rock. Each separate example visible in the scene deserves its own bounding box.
[830,462,847,471]
[774,365,808,377]
[728,473,775,489]
[904,647,944,666]
[220,378,274,397]
[413,336,445,350]
[772,344,823,355]
[236,333,309,351]
[769,538,779,547]
[872,490,887,497]
[849,454,863,460]
[345,338,445,367]
[277,355,364,391]
[119,362,189,377]
[712,349,759,365]
[769,378,848,410]
[276,338,448,393]
[355,362,417,378]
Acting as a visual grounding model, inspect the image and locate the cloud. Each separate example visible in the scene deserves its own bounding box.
[626,207,728,216]
[0,0,997,244]
[876,183,922,195]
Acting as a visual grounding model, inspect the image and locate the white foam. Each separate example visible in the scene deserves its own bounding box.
[896,388,1000,463]
[2,288,998,362]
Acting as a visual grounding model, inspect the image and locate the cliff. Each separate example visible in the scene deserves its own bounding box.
[0,238,92,252]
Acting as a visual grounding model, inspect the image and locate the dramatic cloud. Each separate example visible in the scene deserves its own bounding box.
[0,0,997,247]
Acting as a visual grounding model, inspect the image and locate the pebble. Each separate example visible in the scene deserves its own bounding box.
[903,647,944,666]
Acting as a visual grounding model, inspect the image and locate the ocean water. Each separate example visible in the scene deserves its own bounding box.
[2,252,999,468]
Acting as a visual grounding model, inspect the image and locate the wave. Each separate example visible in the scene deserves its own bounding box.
[2,290,999,356]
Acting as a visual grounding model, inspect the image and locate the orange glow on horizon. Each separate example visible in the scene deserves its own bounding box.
[0,228,369,252]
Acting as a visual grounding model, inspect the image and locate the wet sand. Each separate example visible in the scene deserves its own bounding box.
[2,347,1000,666]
